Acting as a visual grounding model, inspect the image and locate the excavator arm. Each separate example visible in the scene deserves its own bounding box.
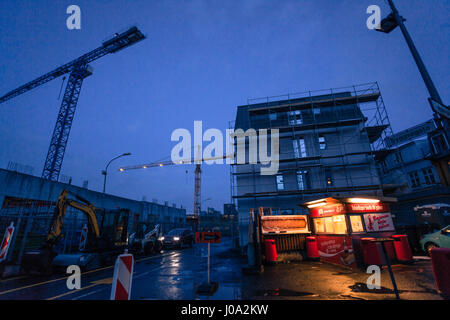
[46,190,100,246]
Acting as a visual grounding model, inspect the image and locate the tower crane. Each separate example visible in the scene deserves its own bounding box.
[0,27,146,181]
[118,151,234,231]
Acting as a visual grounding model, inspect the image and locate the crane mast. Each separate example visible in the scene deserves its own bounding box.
[0,27,146,181]
[194,164,202,231]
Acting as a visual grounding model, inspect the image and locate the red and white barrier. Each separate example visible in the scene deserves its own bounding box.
[0,222,15,263]
[430,248,450,298]
[79,224,88,251]
[110,251,134,300]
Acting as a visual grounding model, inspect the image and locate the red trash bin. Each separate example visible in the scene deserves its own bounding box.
[392,234,413,263]
[360,238,382,266]
[306,236,319,259]
[430,248,450,298]
[264,239,277,262]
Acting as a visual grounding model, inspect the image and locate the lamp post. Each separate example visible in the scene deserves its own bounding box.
[376,0,450,186]
[102,152,131,194]
[377,0,447,125]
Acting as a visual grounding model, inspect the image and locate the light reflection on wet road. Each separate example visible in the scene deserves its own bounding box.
[0,238,244,300]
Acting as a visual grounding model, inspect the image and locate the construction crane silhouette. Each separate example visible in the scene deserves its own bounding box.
[0,26,146,181]
[119,150,234,231]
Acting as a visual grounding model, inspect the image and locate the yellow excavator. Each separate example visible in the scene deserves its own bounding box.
[21,190,129,274]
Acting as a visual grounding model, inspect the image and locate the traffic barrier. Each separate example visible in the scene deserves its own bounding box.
[0,222,15,263]
[79,224,88,251]
[264,239,277,262]
[306,236,319,259]
[360,237,382,266]
[392,234,413,263]
[110,252,134,300]
[430,248,450,298]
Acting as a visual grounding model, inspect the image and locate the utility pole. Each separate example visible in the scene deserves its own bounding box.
[383,0,443,106]
[377,0,450,186]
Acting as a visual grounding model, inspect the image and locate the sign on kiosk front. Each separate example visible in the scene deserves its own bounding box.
[302,196,397,269]
[364,213,395,232]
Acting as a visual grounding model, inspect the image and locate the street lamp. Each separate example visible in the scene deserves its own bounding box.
[375,0,450,186]
[102,152,131,193]
[376,0,447,122]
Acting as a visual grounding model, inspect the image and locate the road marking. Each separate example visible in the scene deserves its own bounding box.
[51,266,163,300]
[92,277,113,285]
[71,288,106,300]
[0,275,28,282]
[46,277,113,300]
[46,282,100,300]
[0,252,175,296]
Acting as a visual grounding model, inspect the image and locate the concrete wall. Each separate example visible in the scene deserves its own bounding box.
[0,169,186,230]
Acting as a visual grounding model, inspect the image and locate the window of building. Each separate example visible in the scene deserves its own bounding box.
[313,215,347,234]
[408,171,421,188]
[349,215,364,233]
[380,160,388,174]
[314,218,325,233]
[394,151,403,164]
[269,112,277,121]
[293,138,307,158]
[325,169,333,186]
[318,135,326,150]
[324,217,334,233]
[333,215,347,234]
[288,110,303,125]
[297,170,308,190]
[313,107,321,115]
[422,168,436,185]
[431,133,449,154]
[276,175,284,190]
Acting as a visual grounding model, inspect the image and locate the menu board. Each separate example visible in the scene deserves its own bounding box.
[363,213,394,232]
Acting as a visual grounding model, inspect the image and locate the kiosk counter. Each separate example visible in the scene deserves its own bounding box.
[302,197,397,268]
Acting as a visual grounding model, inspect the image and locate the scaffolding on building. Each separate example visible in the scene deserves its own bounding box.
[229,82,394,213]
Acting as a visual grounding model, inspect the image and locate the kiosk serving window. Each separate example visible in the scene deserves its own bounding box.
[349,215,364,233]
[313,215,347,234]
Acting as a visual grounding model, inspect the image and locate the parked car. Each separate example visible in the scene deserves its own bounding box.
[420,225,450,255]
[161,228,195,249]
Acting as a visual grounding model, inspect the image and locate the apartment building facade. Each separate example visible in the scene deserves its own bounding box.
[231,83,391,248]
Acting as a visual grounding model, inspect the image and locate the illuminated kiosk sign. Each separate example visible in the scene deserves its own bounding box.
[302,197,397,269]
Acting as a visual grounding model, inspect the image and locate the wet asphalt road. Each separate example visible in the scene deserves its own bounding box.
[0,238,443,300]
[0,238,244,300]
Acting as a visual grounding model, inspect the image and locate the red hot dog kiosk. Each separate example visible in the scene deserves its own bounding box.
[302,197,397,268]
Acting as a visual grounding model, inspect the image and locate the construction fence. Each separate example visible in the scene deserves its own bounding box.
[0,196,188,267]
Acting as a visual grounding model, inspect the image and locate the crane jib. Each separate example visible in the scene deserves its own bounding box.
[0,27,145,104]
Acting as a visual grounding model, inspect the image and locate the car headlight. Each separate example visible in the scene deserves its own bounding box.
[173,237,180,241]
[159,236,164,241]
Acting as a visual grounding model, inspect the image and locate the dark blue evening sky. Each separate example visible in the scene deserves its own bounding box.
[1,0,449,212]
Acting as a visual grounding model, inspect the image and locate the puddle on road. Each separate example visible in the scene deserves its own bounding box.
[332,271,356,275]
[196,285,242,300]
[255,288,318,298]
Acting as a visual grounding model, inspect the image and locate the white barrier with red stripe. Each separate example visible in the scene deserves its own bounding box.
[79,224,88,251]
[110,251,134,300]
[0,222,15,263]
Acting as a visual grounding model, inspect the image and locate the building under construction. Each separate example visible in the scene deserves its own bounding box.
[230,83,393,248]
